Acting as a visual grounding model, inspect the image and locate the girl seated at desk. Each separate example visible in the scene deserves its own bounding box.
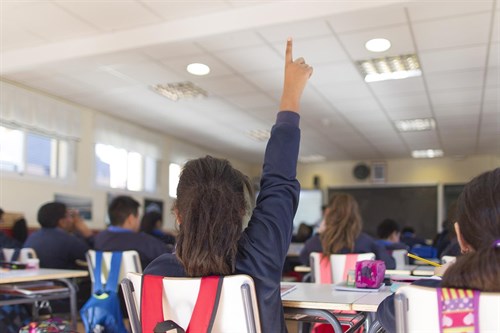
[377,167,500,333]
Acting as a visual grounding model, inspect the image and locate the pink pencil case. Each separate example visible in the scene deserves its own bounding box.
[355,260,386,289]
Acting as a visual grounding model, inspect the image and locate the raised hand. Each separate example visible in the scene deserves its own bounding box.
[280,38,313,112]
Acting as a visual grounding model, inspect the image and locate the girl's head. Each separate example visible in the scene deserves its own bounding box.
[455,167,500,253]
[320,193,362,255]
[174,155,253,277]
[442,168,500,292]
[140,211,163,234]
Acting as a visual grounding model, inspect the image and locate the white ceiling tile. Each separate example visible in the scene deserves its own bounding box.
[484,86,500,104]
[385,106,433,120]
[331,97,381,114]
[402,131,441,149]
[140,1,232,21]
[378,92,430,111]
[258,19,331,42]
[430,88,483,106]
[425,69,485,91]
[196,76,256,96]
[491,10,500,42]
[140,41,204,60]
[55,1,162,31]
[245,69,283,93]
[327,4,406,33]
[488,42,500,68]
[434,103,481,117]
[309,61,362,86]
[0,26,47,51]
[338,24,415,61]
[412,13,491,51]
[216,45,283,73]
[223,92,276,109]
[419,45,488,73]
[316,81,373,101]
[4,2,99,42]
[369,76,426,96]
[109,62,184,86]
[197,31,263,51]
[272,35,349,65]
[407,2,493,22]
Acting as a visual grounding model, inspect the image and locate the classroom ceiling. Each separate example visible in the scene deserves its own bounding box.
[1,0,499,164]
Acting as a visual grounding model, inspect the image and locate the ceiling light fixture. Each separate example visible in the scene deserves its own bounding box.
[298,155,327,163]
[186,63,210,76]
[365,38,391,52]
[412,149,443,159]
[152,82,208,101]
[394,118,436,132]
[247,129,271,142]
[357,54,421,82]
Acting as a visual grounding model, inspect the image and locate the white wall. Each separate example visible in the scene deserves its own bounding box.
[0,85,256,231]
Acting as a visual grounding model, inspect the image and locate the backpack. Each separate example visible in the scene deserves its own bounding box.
[141,275,223,333]
[80,251,128,333]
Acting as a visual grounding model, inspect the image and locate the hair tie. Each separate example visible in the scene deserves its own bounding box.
[493,239,500,248]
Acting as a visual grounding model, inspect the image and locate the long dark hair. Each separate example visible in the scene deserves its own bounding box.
[174,155,253,277]
[441,168,500,292]
[320,193,362,255]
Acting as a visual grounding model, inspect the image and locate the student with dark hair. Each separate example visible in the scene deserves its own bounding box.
[139,211,175,249]
[299,193,395,268]
[377,167,500,333]
[145,38,313,333]
[400,226,426,248]
[12,218,28,245]
[375,218,408,251]
[94,195,171,269]
[24,202,89,269]
[0,208,22,249]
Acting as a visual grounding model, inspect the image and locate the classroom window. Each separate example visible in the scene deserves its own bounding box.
[0,125,71,179]
[95,143,157,192]
[169,163,181,198]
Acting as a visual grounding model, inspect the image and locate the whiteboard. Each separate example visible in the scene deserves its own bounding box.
[293,189,323,230]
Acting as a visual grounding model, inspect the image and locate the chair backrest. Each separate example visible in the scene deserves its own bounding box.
[86,250,142,289]
[1,248,37,263]
[395,285,500,333]
[121,272,261,333]
[309,252,375,284]
[441,255,456,265]
[391,249,408,268]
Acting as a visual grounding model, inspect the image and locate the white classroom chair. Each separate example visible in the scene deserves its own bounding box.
[309,252,376,284]
[395,284,500,333]
[391,249,408,269]
[2,247,37,263]
[121,272,261,333]
[85,250,142,290]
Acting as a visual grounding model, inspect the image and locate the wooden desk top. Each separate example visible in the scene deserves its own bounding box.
[281,282,369,311]
[0,268,88,284]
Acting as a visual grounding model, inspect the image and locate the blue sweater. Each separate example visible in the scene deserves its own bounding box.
[145,111,301,333]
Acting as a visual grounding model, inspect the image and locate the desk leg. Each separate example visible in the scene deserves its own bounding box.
[58,278,78,330]
[284,308,344,333]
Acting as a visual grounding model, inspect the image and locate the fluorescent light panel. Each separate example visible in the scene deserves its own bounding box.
[395,118,436,132]
[152,82,207,101]
[357,54,421,82]
[412,149,443,158]
[247,129,270,142]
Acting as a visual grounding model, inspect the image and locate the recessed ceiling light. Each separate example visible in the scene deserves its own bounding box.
[394,118,436,132]
[412,149,444,159]
[186,63,210,76]
[357,54,421,82]
[365,38,391,52]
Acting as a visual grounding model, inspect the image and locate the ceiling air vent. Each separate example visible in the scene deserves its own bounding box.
[152,81,208,101]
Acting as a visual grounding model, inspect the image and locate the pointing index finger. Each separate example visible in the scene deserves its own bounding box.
[285,38,293,63]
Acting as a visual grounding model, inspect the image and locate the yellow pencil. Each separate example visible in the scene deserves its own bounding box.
[407,253,442,267]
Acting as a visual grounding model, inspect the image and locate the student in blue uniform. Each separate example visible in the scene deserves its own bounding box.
[145,38,313,333]
[94,195,171,269]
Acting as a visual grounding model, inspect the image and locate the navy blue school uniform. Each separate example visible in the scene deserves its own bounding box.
[24,227,89,269]
[298,232,396,269]
[145,111,301,333]
[94,227,171,269]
